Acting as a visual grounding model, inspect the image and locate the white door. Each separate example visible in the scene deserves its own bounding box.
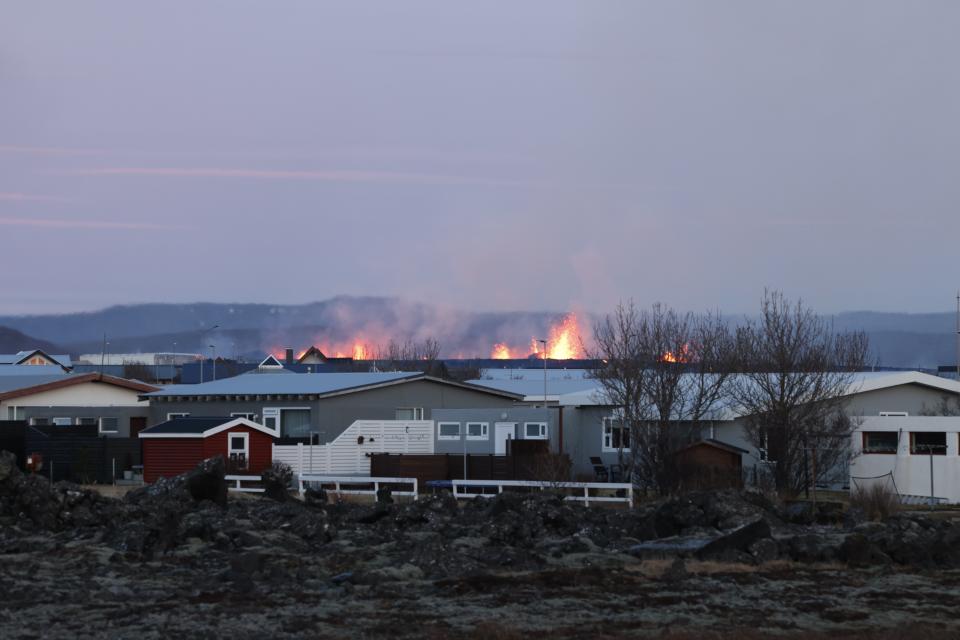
[494,422,516,455]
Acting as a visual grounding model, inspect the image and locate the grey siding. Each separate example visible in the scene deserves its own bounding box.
[432,407,553,454]
[20,406,149,438]
[149,380,517,443]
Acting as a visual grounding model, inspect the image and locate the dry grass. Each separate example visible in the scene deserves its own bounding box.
[850,483,900,521]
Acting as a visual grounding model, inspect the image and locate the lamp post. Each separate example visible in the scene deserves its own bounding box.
[198,324,220,383]
[209,344,216,381]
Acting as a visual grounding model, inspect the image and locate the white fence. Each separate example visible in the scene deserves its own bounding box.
[451,479,634,507]
[225,474,265,493]
[274,420,434,476]
[298,475,419,500]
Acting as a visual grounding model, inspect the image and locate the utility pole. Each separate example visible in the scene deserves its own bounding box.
[209,344,216,380]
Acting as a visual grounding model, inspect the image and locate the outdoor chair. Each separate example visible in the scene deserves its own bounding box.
[589,457,609,482]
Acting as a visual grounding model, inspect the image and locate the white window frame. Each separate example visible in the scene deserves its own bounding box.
[602,416,630,453]
[76,417,97,426]
[30,417,51,426]
[227,431,250,470]
[230,412,258,421]
[99,417,119,434]
[262,406,310,437]
[466,422,489,440]
[396,407,424,420]
[167,412,190,420]
[524,422,548,440]
[52,417,72,427]
[438,422,461,440]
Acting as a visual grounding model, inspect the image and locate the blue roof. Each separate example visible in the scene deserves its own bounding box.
[467,376,601,397]
[0,365,70,377]
[145,371,426,397]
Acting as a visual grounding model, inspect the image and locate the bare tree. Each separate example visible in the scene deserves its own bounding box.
[729,290,869,495]
[375,337,446,376]
[589,301,734,494]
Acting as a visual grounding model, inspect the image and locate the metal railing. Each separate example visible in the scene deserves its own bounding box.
[225,474,265,493]
[451,479,634,507]
[298,475,419,500]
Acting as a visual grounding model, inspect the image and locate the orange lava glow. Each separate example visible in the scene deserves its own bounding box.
[661,344,691,363]
[490,312,585,360]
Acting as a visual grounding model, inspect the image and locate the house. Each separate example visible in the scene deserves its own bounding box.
[475,369,960,485]
[0,373,158,437]
[0,350,72,372]
[674,440,748,490]
[139,417,277,482]
[431,407,557,456]
[142,371,523,444]
[849,415,960,503]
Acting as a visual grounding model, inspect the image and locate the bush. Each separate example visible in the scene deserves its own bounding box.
[850,482,900,521]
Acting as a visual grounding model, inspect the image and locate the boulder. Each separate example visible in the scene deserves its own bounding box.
[261,462,293,503]
[696,519,772,560]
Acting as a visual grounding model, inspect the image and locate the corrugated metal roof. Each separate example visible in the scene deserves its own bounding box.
[0,365,70,376]
[145,371,424,397]
[467,377,601,397]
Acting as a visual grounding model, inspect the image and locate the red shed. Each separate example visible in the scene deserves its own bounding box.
[139,417,277,483]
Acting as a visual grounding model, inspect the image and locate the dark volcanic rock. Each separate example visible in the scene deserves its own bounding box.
[261,462,294,502]
[696,519,772,561]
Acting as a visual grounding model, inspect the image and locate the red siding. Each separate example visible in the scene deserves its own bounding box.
[143,425,274,483]
[203,426,273,474]
[143,438,205,483]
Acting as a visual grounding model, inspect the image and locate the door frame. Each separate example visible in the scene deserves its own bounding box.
[494,422,516,455]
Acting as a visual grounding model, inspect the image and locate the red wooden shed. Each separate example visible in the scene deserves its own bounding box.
[139,417,277,483]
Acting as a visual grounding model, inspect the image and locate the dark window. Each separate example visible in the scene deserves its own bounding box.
[911,432,946,455]
[231,436,245,451]
[863,431,899,454]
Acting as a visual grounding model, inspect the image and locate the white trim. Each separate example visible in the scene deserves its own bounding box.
[52,417,72,426]
[465,421,489,440]
[227,431,250,470]
[602,416,630,453]
[438,421,461,440]
[99,416,119,434]
[523,422,548,440]
[395,407,424,420]
[139,417,278,439]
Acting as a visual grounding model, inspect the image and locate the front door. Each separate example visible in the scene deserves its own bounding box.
[494,422,516,455]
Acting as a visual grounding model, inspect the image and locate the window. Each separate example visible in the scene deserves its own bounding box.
[227,432,249,470]
[524,422,548,440]
[7,407,24,420]
[602,417,630,452]
[52,417,72,427]
[167,412,190,420]
[261,407,309,436]
[862,431,899,454]
[395,407,424,420]
[466,422,488,440]
[880,411,908,417]
[911,432,946,455]
[30,417,50,426]
[76,417,97,426]
[99,417,119,434]
[438,422,461,440]
[230,412,257,421]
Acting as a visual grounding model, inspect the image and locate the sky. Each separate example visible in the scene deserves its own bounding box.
[2,1,959,316]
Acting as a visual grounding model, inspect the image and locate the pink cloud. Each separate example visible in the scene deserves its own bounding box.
[0,192,70,203]
[69,166,535,187]
[0,144,104,156]
[0,216,182,231]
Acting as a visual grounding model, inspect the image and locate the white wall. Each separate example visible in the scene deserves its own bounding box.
[850,416,960,503]
[274,420,434,476]
[1,382,148,411]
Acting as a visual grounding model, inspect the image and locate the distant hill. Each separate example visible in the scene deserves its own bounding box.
[0,326,68,355]
[1,297,957,368]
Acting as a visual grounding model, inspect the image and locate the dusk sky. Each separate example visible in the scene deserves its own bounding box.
[2,2,958,316]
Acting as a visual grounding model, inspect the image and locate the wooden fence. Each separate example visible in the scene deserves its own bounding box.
[370,452,571,486]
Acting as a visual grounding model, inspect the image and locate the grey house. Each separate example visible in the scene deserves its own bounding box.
[142,371,523,444]
[432,407,556,456]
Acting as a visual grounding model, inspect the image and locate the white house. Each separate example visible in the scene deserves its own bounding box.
[850,415,960,503]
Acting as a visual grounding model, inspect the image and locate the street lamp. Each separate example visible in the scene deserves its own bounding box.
[198,324,219,383]
[538,339,548,409]
[209,344,217,381]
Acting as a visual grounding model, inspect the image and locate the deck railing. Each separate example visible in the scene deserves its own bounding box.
[451,479,634,507]
[298,475,419,501]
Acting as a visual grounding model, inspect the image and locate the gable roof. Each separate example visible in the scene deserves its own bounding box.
[258,355,283,368]
[677,439,750,456]
[297,346,327,363]
[139,416,278,438]
[142,371,523,400]
[0,373,159,402]
[0,350,72,369]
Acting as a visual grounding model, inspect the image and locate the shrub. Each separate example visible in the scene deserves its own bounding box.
[850,482,900,521]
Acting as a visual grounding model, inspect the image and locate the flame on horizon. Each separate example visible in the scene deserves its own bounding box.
[490,312,585,360]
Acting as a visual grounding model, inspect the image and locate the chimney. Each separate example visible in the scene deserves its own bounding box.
[285,348,294,365]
